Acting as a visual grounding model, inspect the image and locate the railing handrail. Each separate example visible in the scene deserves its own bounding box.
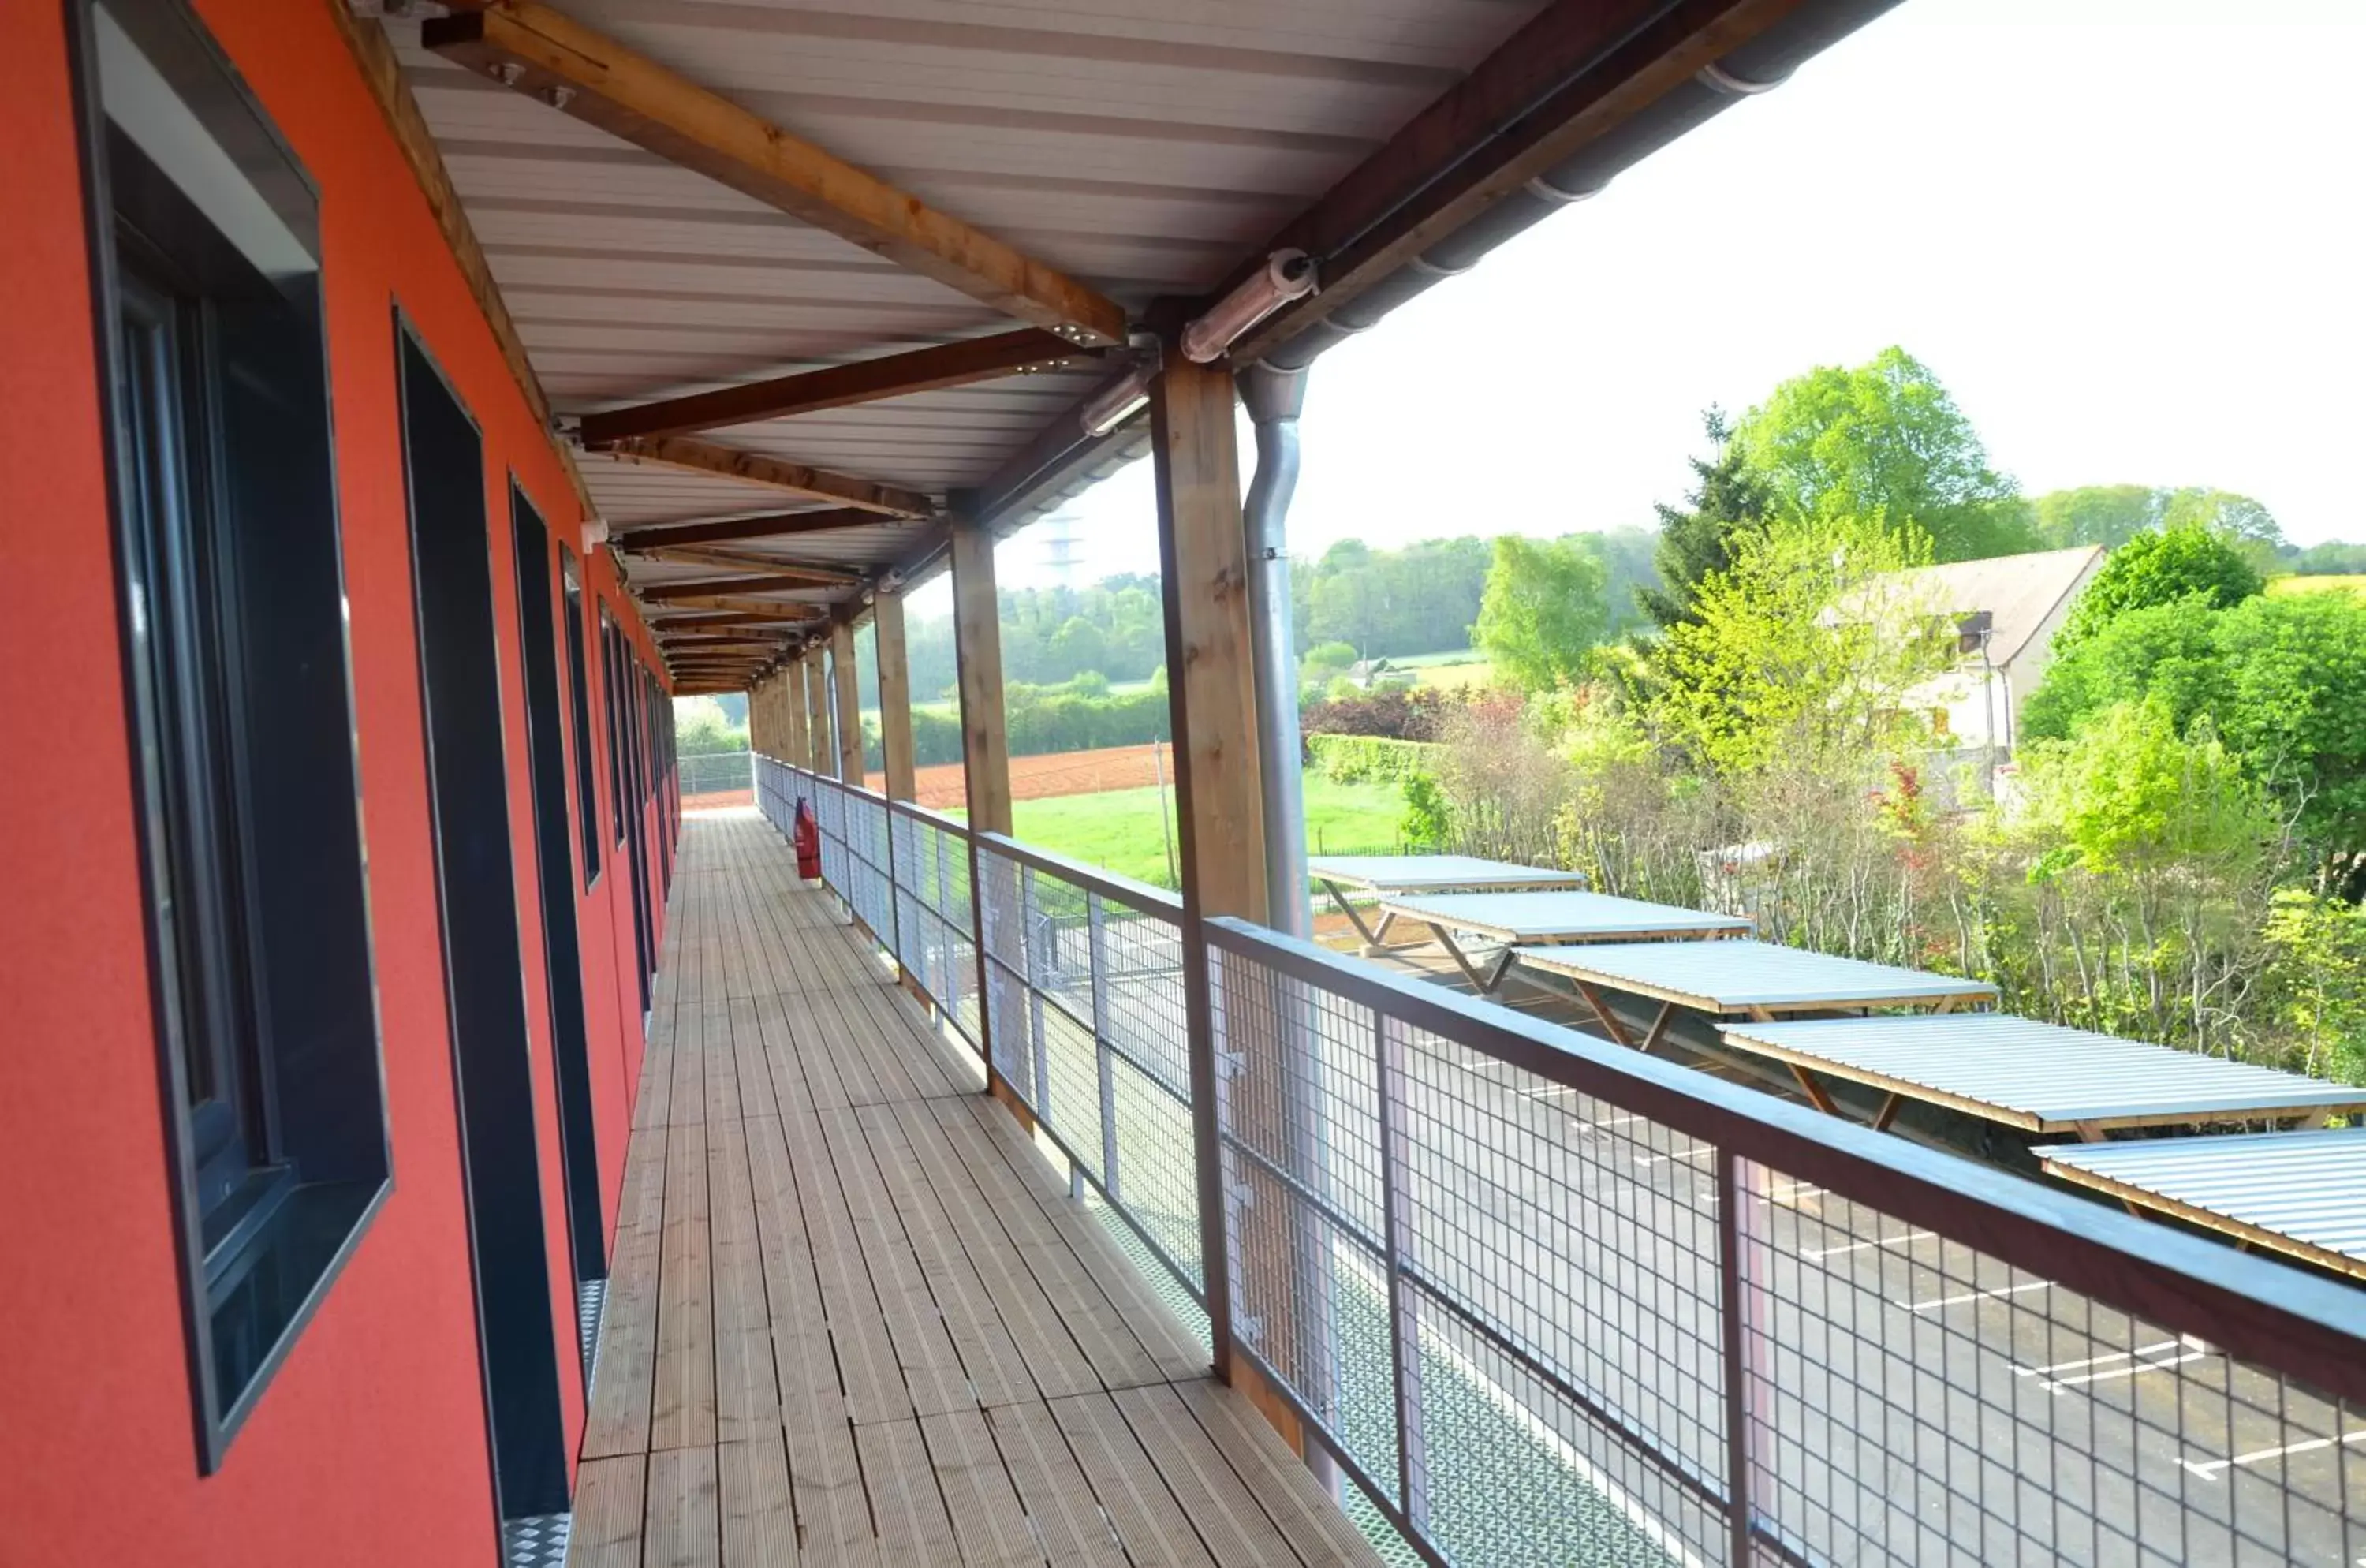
[1202,912,2366,1409]
[885,794,970,838]
[976,829,1184,917]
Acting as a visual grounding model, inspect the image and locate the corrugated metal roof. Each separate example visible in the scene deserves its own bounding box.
[1307,854,1586,893]
[386,0,1549,566]
[1717,1014,2366,1132]
[375,0,1900,675]
[1513,939,1998,1012]
[2041,1129,2366,1278]
[1381,889,1749,942]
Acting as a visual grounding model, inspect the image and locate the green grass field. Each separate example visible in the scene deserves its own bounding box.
[959,776,1407,887]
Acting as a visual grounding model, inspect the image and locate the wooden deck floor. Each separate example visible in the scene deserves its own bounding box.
[571,810,1385,1567]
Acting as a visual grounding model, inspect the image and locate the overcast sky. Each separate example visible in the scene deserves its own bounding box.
[935,0,2364,607]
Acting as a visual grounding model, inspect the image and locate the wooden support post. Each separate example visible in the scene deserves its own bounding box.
[950,525,1013,837]
[949,519,1021,1119]
[803,652,832,775]
[872,589,918,804]
[1151,356,1308,1454]
[782,660,808,768]
[830,621,864,783]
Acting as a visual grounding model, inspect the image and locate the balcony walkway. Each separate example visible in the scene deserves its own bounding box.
[571,810,1384,1567]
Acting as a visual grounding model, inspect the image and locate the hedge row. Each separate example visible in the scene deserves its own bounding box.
[900,688,1170,767]
[1306,733,1439,785]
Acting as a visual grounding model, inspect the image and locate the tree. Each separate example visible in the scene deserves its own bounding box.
[2210,592,2366,897]
[2024,588,2366,897]
[1639,408,1772,630]
[2158,487,2283,553]
[673,695,749,756]
[1730,347,2035,562]
[1473,535,1610,693]
[2055,522,2263,650]
[2031,485,2160,550]
[2293,540,2366,576]
[1652,512,1947,775]
[2022,700,2269,880]
[2020,599,2231,743]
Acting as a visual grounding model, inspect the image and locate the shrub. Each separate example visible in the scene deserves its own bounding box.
[1307,734,1439,785]
[1299,685,1451,741]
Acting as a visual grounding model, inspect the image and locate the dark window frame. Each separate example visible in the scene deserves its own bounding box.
[558,544,601,891]
[71,0,391,1472]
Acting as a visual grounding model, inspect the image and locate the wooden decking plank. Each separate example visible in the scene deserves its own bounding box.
[919,1407,1045,1568]
[784,1414,882,1568]
[812,1103,977,1421]
[584,1123,668,1459]
[1110,1385,1300,1567]
[854,1417,961,1566]
[1172,1379,1389,1567]
[706,1116,780,1446]
[702,1000,744,1126]
[651,1119,717,1452]
[565,1454,647,1568]
[668,1002,708,1129]
[595,814,1386,1568]
[950,1096,1211,1378]
[983,1402,1129,1568]
[718,1434,799,1567]
[773,1088,912,1427]
[875,1097,1104,1404]
[646,1443,723,1568]
[929,1099,1190,1390]
[726,996,778,1122]
[851,1103,1039,1411]
[1046,1393,1217,1568]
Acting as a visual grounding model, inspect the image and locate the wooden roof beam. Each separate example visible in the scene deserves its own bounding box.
[650,609,818,630]
[578,330,1104,447]
[608,509,888,550]
[646,593,844,618]
[325,2,601,525]
[600,435,933,519]
[641,573,855,602]
[422,2,1127,346]
[625,545,864,584]
[1226,0,1803,364]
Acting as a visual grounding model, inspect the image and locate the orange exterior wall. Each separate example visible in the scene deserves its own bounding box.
[0,2,669,1562]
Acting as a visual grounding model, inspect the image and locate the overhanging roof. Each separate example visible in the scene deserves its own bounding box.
[366,0,1903,689]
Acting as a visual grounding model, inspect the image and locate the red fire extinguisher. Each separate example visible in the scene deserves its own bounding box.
[793,798,822,880]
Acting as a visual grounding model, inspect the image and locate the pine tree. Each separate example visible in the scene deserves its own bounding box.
[1638,409,1772,631]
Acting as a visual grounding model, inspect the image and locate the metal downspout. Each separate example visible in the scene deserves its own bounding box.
[1241,361,1311,938]
[1240,360,1341,1498]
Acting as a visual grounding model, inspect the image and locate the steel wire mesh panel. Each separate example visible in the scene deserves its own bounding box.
[974,841,1202,1304]
[839,791,894,945]
[678,751,752,796]
[1737,1162,2366,1566]
[1211,944,1726,1566]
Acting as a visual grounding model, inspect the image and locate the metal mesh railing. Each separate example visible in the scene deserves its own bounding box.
[976,833,1204,1315]
[677,749,752,797]
[1203,917,2366,1567]
[753,757,983,1058]
[753,752,2366,1568]
[891,799,981,1052]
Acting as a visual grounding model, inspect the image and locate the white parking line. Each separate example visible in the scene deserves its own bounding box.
[2012,1339,2206,1394]
[1635,1144,1714,1167]
[1894,1279,2051,1313]
[1801,1228,1937,1260]
[2180,1427,2366,1482]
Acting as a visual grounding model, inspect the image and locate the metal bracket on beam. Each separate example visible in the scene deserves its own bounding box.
[1697,60,1791,95]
